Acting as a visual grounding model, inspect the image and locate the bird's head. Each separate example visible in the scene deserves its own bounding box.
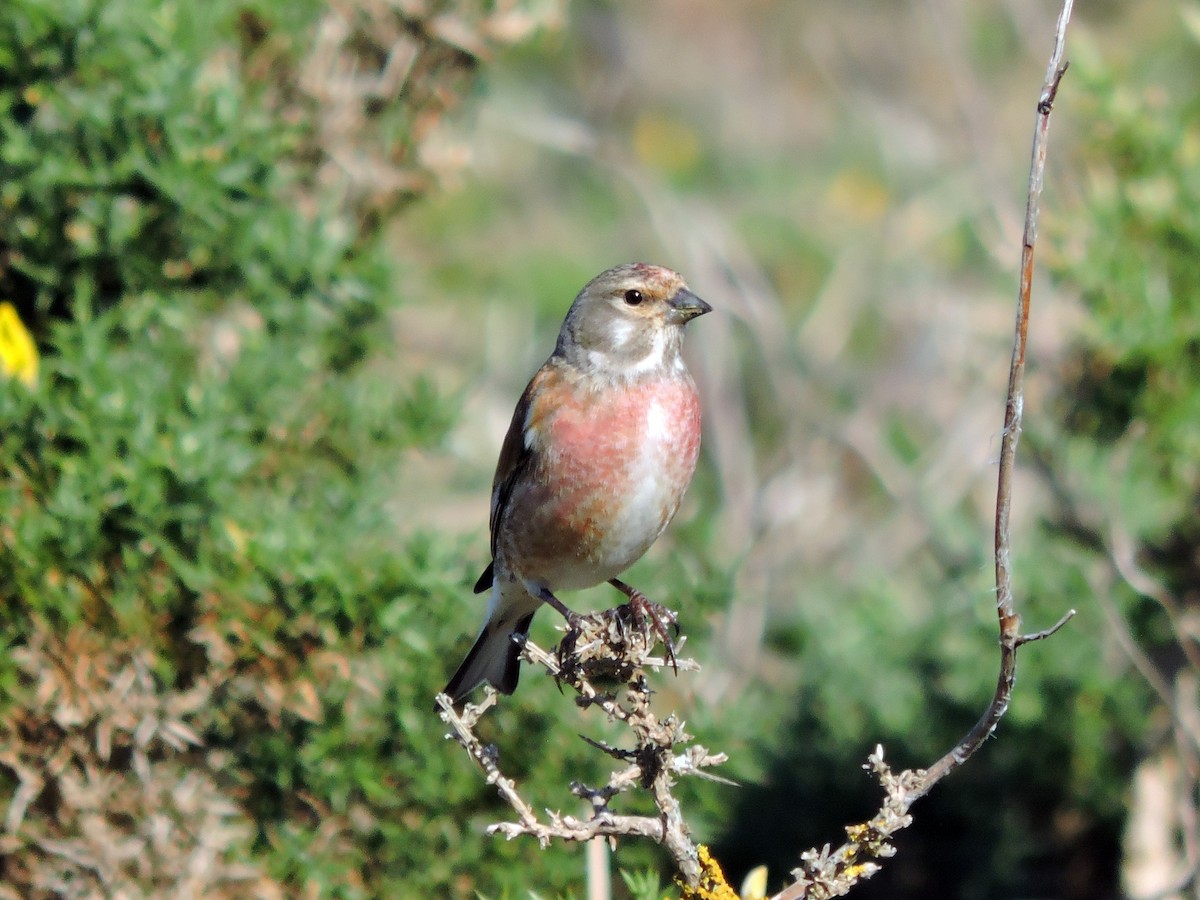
[556,263,711,376]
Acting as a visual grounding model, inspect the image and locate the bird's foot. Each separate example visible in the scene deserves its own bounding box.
[609,579,680,674]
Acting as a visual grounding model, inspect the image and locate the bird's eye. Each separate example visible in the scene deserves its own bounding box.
[623,289,644,306]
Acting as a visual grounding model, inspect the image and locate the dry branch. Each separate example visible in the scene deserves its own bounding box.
[910,0,1076,800]
[436,602,729,892]
[764,3,1079,896]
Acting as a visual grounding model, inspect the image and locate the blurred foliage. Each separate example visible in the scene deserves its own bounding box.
[1045,43,1200,553]
[1043,3,1200,788]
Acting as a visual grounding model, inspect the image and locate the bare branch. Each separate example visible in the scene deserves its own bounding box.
[766,4,1078,896]
[909,0,1075,802]
[438,602,730,891]
[435,688,548,840]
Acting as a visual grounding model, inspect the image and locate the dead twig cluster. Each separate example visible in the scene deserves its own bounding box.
[437,604,730,892]
[0,622,262,898]
[434,603,957,898]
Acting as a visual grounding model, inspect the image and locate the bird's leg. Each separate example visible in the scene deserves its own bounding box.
[608,578,679,673]
[533,586,580,626]
[533,586,585,684]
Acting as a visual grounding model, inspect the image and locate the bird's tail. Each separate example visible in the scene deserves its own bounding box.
[438,612,534,708]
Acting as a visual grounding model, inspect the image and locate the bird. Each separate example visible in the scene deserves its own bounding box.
[439,262,711,707]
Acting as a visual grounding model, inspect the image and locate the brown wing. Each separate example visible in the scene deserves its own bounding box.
[473,365,554,593]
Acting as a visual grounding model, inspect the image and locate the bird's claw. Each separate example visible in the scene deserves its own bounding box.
[624,589,680,675]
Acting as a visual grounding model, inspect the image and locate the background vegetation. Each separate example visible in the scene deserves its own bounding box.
[1,1,1196,898]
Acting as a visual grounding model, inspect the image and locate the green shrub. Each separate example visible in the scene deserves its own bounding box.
[0,1,594,896]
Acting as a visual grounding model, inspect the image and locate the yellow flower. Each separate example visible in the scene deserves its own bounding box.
[0,302,39,387]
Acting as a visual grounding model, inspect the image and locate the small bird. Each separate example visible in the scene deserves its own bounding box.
[440,262,711,706]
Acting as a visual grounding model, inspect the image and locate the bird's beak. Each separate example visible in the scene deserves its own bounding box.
[667,288,713,325]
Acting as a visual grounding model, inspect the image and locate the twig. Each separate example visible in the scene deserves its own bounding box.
[436,688,549,838]
[773,747,920,900]
[437,603,728,891]
[910,0,1075,801]
[767,4,1078,896]
[1107,425,1200,673]
[1013,608,1076,646]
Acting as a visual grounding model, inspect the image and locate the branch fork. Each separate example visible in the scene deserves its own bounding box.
[436,603,724,888]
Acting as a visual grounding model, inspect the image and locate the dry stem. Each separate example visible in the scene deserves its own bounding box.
[436,602,728,890]
[765,3,1078,896]
[910,0,1076,800]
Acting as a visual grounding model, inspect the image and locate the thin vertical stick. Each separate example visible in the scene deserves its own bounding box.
[586,837,612,900]
[913,0,1077,799]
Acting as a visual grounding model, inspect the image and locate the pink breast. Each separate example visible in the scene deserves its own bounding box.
[516,374,700,585]
[546,378,699,493]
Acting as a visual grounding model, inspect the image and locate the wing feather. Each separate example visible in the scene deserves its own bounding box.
[486,365,559,561]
